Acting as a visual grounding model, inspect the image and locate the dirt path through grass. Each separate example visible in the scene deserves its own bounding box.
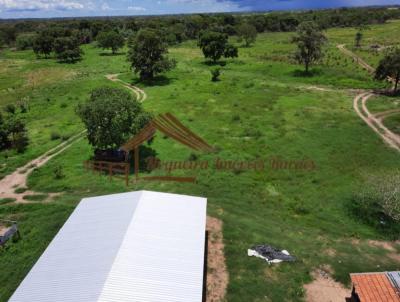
[0,74,145,203]
[0,131,85,202]
[105,74,147,102]
[338,44,400,151]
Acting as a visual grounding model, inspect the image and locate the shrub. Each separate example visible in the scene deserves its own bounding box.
[232,114,241,122]
[50,132,61,140]
[5,104,16,114]
[14,187,27,194]
[53,165,65,179]
[352,172,400,237]
[188,153,198,161]
[19,102,28,113]
[23,194,48,201]
[0,198,16,205]
[211,68,221,82]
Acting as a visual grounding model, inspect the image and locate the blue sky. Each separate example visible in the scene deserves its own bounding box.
[0,0,399,19]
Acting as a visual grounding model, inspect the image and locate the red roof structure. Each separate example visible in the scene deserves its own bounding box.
[350,272,400,302]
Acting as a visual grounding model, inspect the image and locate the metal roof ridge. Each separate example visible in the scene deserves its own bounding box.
[93,190,144,302]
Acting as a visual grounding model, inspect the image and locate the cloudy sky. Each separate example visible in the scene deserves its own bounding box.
[0,0,399,19]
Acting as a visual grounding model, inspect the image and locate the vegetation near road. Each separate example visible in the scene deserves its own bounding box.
[1,8,400,302]
[292,21,327,73]
[375,48,400,93]
[76,87,152,149]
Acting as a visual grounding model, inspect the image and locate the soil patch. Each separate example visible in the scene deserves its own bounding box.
[304,267,349,302]
[206,216,228,302]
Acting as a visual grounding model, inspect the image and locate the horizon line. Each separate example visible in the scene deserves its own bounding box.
[0,4,398,21]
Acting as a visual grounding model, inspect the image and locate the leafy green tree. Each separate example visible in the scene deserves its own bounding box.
[74,29,92,44]
[53,37,83,63]
[375,48,400,93]
[224,44,239,59]
[16,34,36,50]
[76,87,152,149]
[355,31,363,48]
[0,113,10,150]
[198,31,238,63]
[97,31,125,54]
[0,26,17,46]
[237,23,257,47]
[33,32,54,58]
[292,21,327,73]
[127,29,175,81]
[6,116,29,153]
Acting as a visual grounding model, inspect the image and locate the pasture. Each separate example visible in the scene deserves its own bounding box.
[0,20,400,302]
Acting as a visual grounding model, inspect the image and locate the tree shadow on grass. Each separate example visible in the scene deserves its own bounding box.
[292,68,323,77]
[100,52,126,56]
[374,89,400,97]
[201,60,227,67]
[131,75,174,87]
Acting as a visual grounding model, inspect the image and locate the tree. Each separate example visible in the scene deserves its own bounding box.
[127,29,175,81]
[0,26,17,46]
[355,31,363,48]
[198,31,238,63]
[375,48,400,93]
[237,23,257,47]
[97,31,125,54]
[16,34,35,50]
[33,32,54,58]
[292,21,327,73]
[5,116,29,153]
[0,113,10,150]
[53,37,83,63]
[76,87,152,150]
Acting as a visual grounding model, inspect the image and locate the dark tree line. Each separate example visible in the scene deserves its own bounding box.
[1,6,399,49]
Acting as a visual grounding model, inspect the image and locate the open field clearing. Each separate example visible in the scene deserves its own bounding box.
[1,19,400,302]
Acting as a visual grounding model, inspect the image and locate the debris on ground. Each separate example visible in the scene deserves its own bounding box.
[0,219,20,246]
[304,267,349,302]
[248,244,296,264]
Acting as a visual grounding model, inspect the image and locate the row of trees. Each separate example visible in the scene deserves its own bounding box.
[126,28,242,81]
[33,30,83,62]
[1,6,399,49]
[290,21,400,93]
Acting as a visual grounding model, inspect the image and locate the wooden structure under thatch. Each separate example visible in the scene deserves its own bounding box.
[121,113,214,181]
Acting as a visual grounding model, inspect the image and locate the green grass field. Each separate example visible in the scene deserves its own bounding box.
[1,21,400,302]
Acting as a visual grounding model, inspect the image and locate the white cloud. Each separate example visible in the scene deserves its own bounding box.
[100,2,110,10]
[0,0,84,12]
[127,6,146,11]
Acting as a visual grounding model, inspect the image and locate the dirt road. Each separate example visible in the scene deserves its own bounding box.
[0,74,146,203]
[337,44,400,151]
[0,131,85,202]
[105,74,147,102]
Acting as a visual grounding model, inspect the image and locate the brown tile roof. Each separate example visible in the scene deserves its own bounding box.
[351,272,400,302]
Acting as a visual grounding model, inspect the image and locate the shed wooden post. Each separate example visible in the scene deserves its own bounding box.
[134,147,139,182]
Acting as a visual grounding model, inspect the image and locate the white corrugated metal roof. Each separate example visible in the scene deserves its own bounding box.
[9,191,207,302]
